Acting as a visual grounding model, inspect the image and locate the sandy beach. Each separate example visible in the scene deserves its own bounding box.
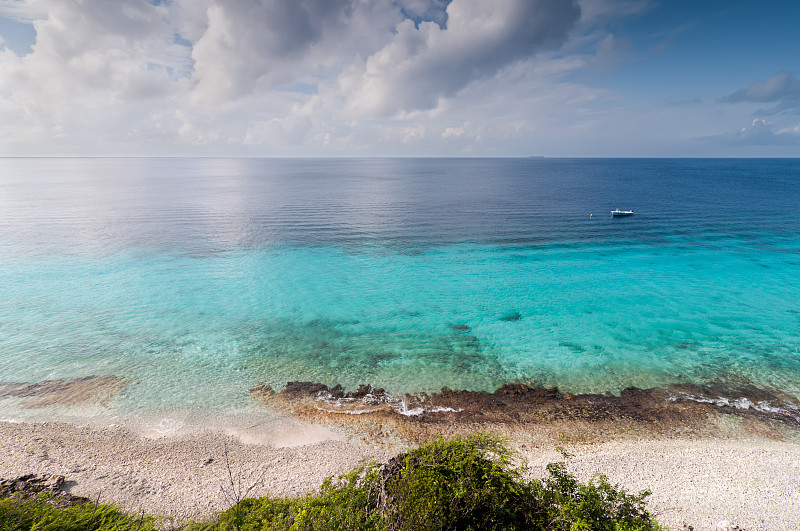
[1,412,799,531]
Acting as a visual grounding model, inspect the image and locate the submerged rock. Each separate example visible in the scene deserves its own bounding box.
[0,376,129,408]
[499,311,522,322]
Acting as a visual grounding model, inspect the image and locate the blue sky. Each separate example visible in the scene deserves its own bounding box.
[592,2,798,99]
[0,0,798,157]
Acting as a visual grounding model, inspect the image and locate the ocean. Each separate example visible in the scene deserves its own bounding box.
[1,157,799,424]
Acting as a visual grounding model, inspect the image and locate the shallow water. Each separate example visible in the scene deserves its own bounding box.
[1,157,798,421]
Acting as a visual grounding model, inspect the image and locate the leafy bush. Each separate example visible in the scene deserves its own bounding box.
[380,433,533,530]
[533,458,659,531]
[378,435,661,531]
[206,463,385,531]
[0,491,157,531]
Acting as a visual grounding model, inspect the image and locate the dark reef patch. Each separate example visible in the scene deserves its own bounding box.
[0,376,129,408]
[251,380,800,445]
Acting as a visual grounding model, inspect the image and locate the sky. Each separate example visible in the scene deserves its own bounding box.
[0,0,798,157]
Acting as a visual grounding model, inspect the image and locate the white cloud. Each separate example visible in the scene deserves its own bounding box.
[750,118,773,128]
[0,0,195,152]
[175,109,220,145]
[189,0,361,101]
[0,0,590,155]
[328,0,581,118]
[401,124,426,143]
[728,72,800,103]
[727,71,800,115]
[0,0,47,23]
[776,123,800,135]
[1,0,795,157]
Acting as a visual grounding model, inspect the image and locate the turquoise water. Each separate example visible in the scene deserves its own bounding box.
[1,158,799,420]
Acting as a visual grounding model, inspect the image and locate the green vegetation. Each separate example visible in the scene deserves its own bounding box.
[0,491,158,531]
[1,434,662,531]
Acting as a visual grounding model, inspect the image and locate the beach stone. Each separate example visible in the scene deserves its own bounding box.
[0,474,89,508]
[0,473,64,496]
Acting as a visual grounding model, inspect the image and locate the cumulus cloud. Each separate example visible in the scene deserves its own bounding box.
[189,0,373,101]
[401,124,426,143]
[0,0,591,155]
[0,0,195,152]
[726,71,800,114]
[330,0,581,118]
[442,126,465,138]
[0,0,388,152]
[6,0,789,157]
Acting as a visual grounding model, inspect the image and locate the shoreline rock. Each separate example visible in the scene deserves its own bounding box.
[251,380,800,445]
[0,473,91,508]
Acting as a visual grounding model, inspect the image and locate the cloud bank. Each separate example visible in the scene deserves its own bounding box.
[0,0,797,156]
[330,0,580,117]
[727,71,800,115]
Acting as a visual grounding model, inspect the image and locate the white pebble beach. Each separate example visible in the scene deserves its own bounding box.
[1,417,799,531]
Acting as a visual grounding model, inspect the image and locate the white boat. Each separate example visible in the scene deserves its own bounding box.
[611,209,633,217]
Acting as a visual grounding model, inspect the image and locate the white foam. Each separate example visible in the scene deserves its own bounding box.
[670,392,799,420]
[142,417,187,438]
[313,390,462,417]
[314,406,383,415]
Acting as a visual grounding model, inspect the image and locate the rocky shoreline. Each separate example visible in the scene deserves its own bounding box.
[250,380,800,445]
[3,374,799,445]
[2,377,800,530]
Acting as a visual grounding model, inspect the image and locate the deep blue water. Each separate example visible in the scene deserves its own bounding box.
[1,158,799,421]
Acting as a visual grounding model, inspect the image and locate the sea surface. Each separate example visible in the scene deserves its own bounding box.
[1,158,799,423]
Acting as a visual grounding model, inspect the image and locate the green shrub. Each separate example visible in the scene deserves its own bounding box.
[380,435,661,531]
[532,459,660,531]
[204,463,385,531]
[381,433,533,530]
[0,492,158,531]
